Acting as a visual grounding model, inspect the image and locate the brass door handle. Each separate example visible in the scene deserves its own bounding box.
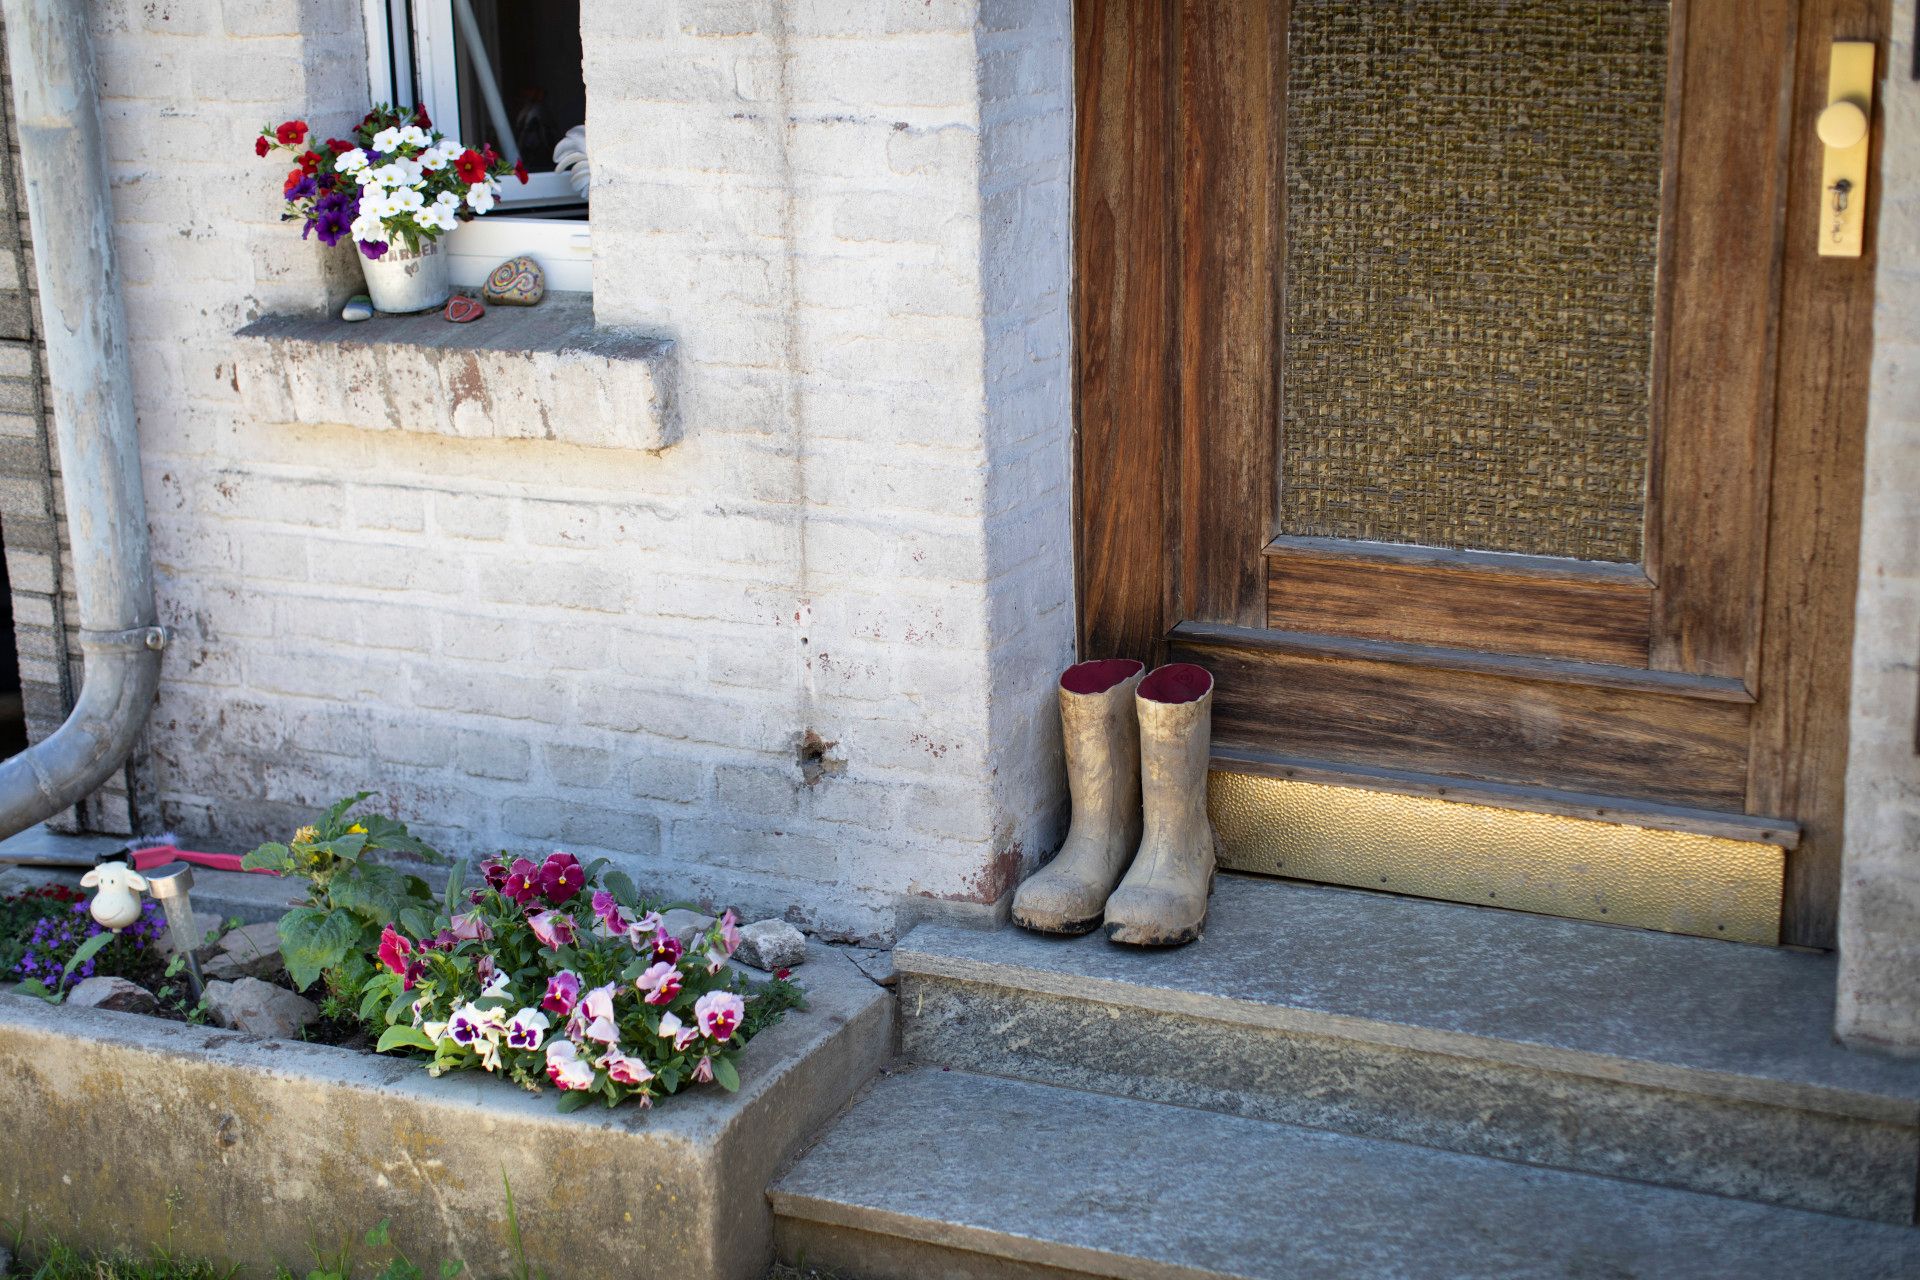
[1817,42,1875,258]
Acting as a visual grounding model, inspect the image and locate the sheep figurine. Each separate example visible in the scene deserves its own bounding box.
[81,862,148,932]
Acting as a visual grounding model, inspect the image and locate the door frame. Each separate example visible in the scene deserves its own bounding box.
[1072,0,1888,947]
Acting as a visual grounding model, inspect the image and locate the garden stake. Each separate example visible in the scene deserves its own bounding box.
[143,861,203,999]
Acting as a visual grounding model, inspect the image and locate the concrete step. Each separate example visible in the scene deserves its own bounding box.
[771,1066,1920,1280]
[895,875,1920,1222]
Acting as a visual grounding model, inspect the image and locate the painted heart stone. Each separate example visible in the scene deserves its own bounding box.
[482,255,545,306]
[444,294,486,323]
[341,294,373,322]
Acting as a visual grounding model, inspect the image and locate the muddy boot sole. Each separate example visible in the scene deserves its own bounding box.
[1011,908,1105,936]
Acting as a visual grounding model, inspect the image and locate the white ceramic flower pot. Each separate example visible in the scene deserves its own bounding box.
[359,237,451,313]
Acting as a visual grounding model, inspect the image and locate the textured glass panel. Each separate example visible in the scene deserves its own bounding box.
[1282,1,1669,561]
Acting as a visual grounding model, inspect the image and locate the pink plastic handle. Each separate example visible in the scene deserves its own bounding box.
[126,845,272,875]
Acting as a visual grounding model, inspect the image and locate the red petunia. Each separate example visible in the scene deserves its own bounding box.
[513,158,529,184]
[283,167,305,193]
[296,150,321,174]
[454,149,488,184]
[254,134,270,158]
[274,119,307,146]
[325,137,354,154]
[413,103,431,128]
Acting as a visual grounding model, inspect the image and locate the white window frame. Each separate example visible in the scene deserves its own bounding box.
[362,0,591,292]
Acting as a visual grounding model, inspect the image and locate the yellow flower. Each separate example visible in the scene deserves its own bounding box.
[292,825,318,845]
[348,823,367,835]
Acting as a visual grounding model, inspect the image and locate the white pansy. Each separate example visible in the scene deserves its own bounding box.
[335,148,369,175]
[466,181,496,215]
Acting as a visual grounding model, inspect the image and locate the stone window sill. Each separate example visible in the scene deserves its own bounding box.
[234,294,679,452]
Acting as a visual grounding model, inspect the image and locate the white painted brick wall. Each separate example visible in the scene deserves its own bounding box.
[1839,0,1920,1053]
[88,0,1074,940]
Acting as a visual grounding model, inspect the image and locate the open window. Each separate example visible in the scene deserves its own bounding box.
[364,0,590,291]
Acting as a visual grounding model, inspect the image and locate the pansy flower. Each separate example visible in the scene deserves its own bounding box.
[649,928,683,967]
[544,1039,594,1091]
[503,857,541,904]
[505,1007,550,1051]
[590,890,628,937]
[541,969,582,1017]
[692,1056,714,1084]
[694,990,746,1043]
[718,909,742,959]
[601,1047,654,1086]
[635,960,682,1007]
[538,851,584,903]
[528,908,576,951]
[657,1010,701,1051]
[376,924,412,976]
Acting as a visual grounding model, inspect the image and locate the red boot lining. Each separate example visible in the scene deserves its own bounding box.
[1059,658,1145,695]
[1138,663,1212,704]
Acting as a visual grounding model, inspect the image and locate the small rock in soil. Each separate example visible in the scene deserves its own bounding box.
[736,919,807,971]
[67,975,158,1014]
[204,920,283,981]
[662,908,715,946]
[203,976,318,1039]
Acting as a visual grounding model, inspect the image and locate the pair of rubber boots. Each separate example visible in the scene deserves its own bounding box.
[1012,659,1220,946]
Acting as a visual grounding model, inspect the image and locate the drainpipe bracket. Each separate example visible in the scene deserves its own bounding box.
[78,626,168,654]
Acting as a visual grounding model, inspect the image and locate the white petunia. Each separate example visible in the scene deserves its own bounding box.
[350,212,389,244]
[434,188,463,211]
[415,205,455,233]
[371,126,405,154]
[388,186,426,213]
[397,124,431,150]
[418,141,457,171]
[334,148,369,175]
[466,181,496,215]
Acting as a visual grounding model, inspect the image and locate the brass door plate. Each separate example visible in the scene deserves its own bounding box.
[1818,41,1876,258]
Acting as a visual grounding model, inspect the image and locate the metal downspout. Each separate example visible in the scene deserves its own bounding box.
[0,0,162,837]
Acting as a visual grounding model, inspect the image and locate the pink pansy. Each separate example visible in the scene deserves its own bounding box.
[694,990,746,1043]
[505,1007,549,1051]
[544,1039,595,1091]
[541,969,582,1016]
[376,924,412,976]
[718,909,742,958]
[580,982,618,1024]
[658,1010,701,1051]
[449,912,493,942]
[602,1047,653,1086]
[475,952,497,987]
[649,928,683,967]
[584,1014,621,1045]
[503,857,541,905]
[528,908,577,951]
[590,890,629,937]
[692,1056,714,1084]
[635,960,683,1006]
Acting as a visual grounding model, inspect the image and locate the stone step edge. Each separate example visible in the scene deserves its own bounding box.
[894,940,1917,1126]
[770,1180,1240,1280]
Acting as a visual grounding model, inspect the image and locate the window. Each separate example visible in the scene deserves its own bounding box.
[363,0,591,291]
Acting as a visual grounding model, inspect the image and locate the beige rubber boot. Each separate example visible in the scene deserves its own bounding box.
[1011,659,1147,935]
[1104,663,1219,947]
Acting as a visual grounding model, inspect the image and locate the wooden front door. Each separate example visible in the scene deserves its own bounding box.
[1074,0,1887,947]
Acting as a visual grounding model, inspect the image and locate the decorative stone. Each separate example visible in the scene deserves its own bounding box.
[444,294,485,323]
[67,975,157,1014]
[482,255,545,306]
[203,920,283,982]
[341,294,373,322]
[661,908,715,947]
[203,977,318,1039]
[737,919,808,972]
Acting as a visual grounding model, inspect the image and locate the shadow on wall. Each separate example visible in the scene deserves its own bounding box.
[0,514,23,759]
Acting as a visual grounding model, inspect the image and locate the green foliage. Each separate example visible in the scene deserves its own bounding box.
[9,1238,238,1279]
[243,795,439,996]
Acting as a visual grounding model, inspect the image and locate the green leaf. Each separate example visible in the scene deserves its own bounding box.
[376,1024,436,1053]
[329,865,409,927]
[659,1067,680,1093]
[15,977,57,1003]
[365,1220,391,1248]
[602,871,639,911]
[397,905,437,941]
[441,862,467,915]
[555,1090,592,1114]
[358,982,391,1023]
[61,930,115,985]
[355,814,443,863]
[280,908,362,991]
[440,1261,465,1279]
[322,832,370,863]
[710,1055,740,1092]
[241,842,294,872]
[320,791,375,837]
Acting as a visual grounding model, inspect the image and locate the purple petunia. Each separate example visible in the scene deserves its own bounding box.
[283,174,318,202]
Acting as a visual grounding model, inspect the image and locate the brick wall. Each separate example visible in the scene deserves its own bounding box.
[66,0,1074,940]
[1838,0,1920,1054]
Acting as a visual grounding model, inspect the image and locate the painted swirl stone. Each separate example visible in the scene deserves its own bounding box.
[482,255,545,306]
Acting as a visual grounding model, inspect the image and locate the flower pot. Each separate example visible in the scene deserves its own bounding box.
[358,237,451,314]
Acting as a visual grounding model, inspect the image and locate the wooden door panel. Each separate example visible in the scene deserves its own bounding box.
[1265,537,1653,666]
[1174,627,1754,809]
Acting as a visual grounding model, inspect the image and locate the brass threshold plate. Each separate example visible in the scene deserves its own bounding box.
[1209,771,1783,944]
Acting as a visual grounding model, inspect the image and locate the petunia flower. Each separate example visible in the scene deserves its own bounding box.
[635,961,682,1007]
[254,135,270,158]
[601,1047,654,1086]
[538,852,584,903]
[454,149,488,184]
[527,908,576,951]
[505,1007,549,1051]
[694,990,746,1043]
[514,158,529,184]
[544,1039,594,1091]
[541,970,582,1017]
[275,119,307,145]
[503,857,541,904]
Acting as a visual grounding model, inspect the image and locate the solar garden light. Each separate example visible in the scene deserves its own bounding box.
[142,861,204,998]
